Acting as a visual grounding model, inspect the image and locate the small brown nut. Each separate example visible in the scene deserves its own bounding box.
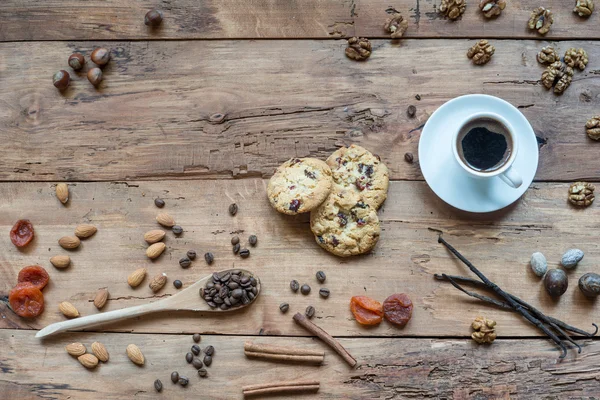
[149,273,167,292]
[439,0,466,20]
[586,116,600,140]
[156,212,175,227]
[75,224,97,239]
[65,342,87,357]
[55,183,69,204]
[145,9,163,26]
[467,39,495,65]
[59,235,81,250]
[383,14,408,39]
[87,67,103,87]
[93,288,109,309]
[91,342,110,362]
[59,301,80,318]
[345,37,371,61]
[574,0,594,17]
[50,255,71,269]
[68,53,85,70]
[528,7,553,35]
[536,46,559,65]
[471,316,496,344]
[479,0,506,18]
[91,48,110,66]
[146,242,166,259]
[78,354,99,369]
[126,344,145,365]
[128,268,147,287]
[541,61,573,95]
[568,182,595,206]
[53,70,70,90]
[144,229,166,244]
[564,48,588,71]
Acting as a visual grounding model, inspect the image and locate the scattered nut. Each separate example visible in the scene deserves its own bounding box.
[541,61,573,95]
[78,353,99,369]
[59,236,81,250]
[229,203,238,216]
[407,105,416,117]
[467,39,495,65]
[75,224,97,239]
[93,288,109,310]
[65,342,87,357]
[68,53,85,71]
[53,70,70,90]
[528,7,553,35]
[55,183,69,204]
[544,268,568,297]
[383,13,408,38]
[59,301,80,318]
[530,252,548,277]
[537,46,559,65]
[50,255,71,269]
[404,152,414,163]
[145,9,163,26]
[126,344,145,365]
[561,249,584,269]
[479,0,506,18]
[91,48,110,66]
[586,116,600,140]
[440,0,466,20]
[579,272,600,297]
[144,229,166,244]
[87,67,103,87]
[156,212,175,227]
[564,48,588,71]
[568,181,595,206]
[128,268,147,287]
[146,242,166,259]
[91,341,110,362]
[149,273,168,292]
[574,0,594,17]
[345,37,371,61]
[471,316,496,344]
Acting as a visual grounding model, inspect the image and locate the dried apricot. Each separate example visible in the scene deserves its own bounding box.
[383,293,413,327]
[10,219,35,248]
[350,296,383,325]
[18,265,50,291]
[8,282,45,318]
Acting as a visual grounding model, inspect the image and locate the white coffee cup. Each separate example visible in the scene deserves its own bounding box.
[452,112,522,188]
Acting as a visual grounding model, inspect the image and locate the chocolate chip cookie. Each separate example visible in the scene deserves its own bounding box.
[268,158,333,215]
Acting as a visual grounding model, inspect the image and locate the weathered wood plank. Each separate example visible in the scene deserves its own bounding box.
[2,330,600,399]
[0,40,599,182]
[1,1,598,41]
[1,180,599,338]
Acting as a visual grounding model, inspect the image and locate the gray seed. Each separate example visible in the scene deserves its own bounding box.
[530,252,548,277]
[561,249,584,269]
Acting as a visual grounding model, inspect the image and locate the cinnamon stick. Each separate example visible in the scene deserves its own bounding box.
[243,380,320,391]
[244,341,324,356]
[243,384,319,397]
[244,351,324,364]
[293,312,357,368]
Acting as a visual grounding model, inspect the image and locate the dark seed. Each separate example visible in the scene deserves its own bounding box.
[193,333,201,343]
[220,272,231,283]
[251,287,257,295]
[231,236,240,245]
[248,235,257,246]
[205,252,214,264]
[229,203,238,216]
[231,288,243,299]
[219,287,229,298]
[203,355,213,366]
[231,269,241,275]
[241,292,250,305]
[207,301,217,308]
[192,358,203,369]
[233,243,240,254]
[280,302,289,313]
[212,272,220,282]
[240,276,249,284]
[239,249,250,258]
[316,271,326,283]
[206,281,215,289]
[191,344,200,355]
[248,291,255,300]
[172,225,183,235]
[154,379,163,392]
[404,152,414,163]
[250,277,257,287]
[178,376,189,386]
[306,305,315,318]
[204,345,214,356]
[185,352,193,363]
[229,296,239,305]
[154,198,165,208]
[228,282,240,289]
[319,288,330,298]
[171,371,179,383]
[186,250,197,260]
[231,274,240,283]
[173,279,183,289]
[224,297,231,306]
[290,280,300,292]
[179,257,191,268]
[213,296,224,304]
[415,94,421,101]
[198,368,208,377]
[301,284,311,295]
[407,105,417,117]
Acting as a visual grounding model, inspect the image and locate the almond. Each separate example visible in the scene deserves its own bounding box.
[59,301,80,318]
[75,224,97,239]
[56,183,69,204]
[126,344,145,365]
[91,341,109,362]
[93,288,109,310]
[128,268,147,287]
[50,255,71,269]
[78,353,99,369]
[156,212,175,228]
[59,236,81,250]
[65,342,86,356]
[144,229,166,244]
[146,242,166,259]
[149,273,167,293]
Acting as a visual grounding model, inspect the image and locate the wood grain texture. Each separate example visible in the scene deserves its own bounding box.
[1,1,598,41]
[0,40,599,182]
[1,180,599,338]
[2,330,600,399]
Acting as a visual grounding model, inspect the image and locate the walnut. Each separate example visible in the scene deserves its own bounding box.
[471,316,496,344]
[440,0,466,20]
[467,40,495,65]
[383,14,409,39]
[574,0,594,17]
[569,182,595,206]
[586,116,600,140]
[345,37,371,61]
[564,48,588,71]
[537,46,559,65]
[479,0,506,18]
[541,61,574,95]
[528,7,554,35]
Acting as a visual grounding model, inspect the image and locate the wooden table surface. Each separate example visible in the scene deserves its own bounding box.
[1,1,600,399]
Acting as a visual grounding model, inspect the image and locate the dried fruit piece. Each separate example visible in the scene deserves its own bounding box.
[50,255,71,269]
[156,212,175,227]
[383,293,413,327]
[65,342,87,356]
[126,344,145,365]
[146,242,166,259]
[149,273,167,292]
[78,353,99,369]
[383,14,408,38]
[58,235,81,250]
[528,7,553,35]
[144,229,166,244]
[10,219,35,248]
[59,301,80,318]
[350,296,383,325]
[9,283,44,318]
[17,265,50,290]
[55,183,69,204]
[91,342,110,362]
[128,268,147,287]
[440,0,466,20]
[94,288,109,309]
[568,181,595,206]
[574,0,594,17]
[479,0,506,18]
[564,48,588,71]
[471,316,497,344]
[75,224,97,239]
[345,37,371,61]
[537,46,559,65]
[586,115,600,140]
[467,40,495,65]
[541,61,573,95]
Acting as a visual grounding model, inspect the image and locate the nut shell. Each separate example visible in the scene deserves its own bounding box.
[53,70,70,90]
[59,236,81,249]
[87,67,103,87]
[91,48,111,66]
[91,341,110,362]
[146,242,166,259]
[126,344,145,365]
[65,342,87,356]
[50,255,71,269]
[93,288,109,309]
[579,272,600,297]
[55,183,69,204]
[59,301,80,318]
[68,53,85,70]
[78,353,99,369]
[127,268,147,287]
[75,224,97,239]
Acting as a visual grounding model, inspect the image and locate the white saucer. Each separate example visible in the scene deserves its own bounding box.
[418,94,539,213]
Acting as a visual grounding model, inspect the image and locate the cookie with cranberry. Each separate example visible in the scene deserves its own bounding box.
[326,145,389,209]
[310,191,380,257]
[267,158,333,215]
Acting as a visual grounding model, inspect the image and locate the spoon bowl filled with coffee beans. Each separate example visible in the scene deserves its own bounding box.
[36,269,260,338]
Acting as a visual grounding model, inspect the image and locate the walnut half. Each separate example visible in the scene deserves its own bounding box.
[440,0,466,20]
[574,0,594,17]
[586,116,600,140]
[383,14,409,39]
[471,316,497,344]
[537,46,559,65]
[345,37,371,61]
[528,7,554,35]
[564,48,589,71]
[541,61,574,95]
[467,40,495,65]
[569,182,595,207]
[479,0,506,18]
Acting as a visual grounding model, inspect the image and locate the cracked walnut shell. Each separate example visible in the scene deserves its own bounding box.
[383,14,409,39]
[467,40,495,65]
[564,48,588,71]
[345,37,371,61]
[471,316,496,344]
[440,0,466,20]
[574,0,594,17]
[480,0,506,18]
[541,61,573,95]
[537,46,559,65]
[528,7,553,35]
[586,116,600,140]
[569,182,595,206]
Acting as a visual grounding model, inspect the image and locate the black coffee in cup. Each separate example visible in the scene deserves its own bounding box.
[457,118,512,172]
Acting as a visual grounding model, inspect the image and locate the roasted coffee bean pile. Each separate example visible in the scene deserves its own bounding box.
[201,270,258,310]
[167,334,211,391]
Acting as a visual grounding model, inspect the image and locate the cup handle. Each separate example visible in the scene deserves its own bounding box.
[498,166,523,188]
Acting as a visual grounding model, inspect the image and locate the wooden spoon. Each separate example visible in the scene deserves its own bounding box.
[36,269,260,339]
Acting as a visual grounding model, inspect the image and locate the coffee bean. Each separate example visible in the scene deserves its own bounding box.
[316,271,326,283]
[290,280,300,292]
[301,284,311,295]
[229,296,239,305]
[407,105,417,118]
[240,276,249,284]
[203,355,213,366]
[198,368,208,377]
[185,352,193,363]
[231,236,240,245]
[249,235,257,246]
[171,371,179,383]
[251,286,257,295]
[213,296,224,304]
[279,302,289,313]
[231,288,243,299]
[172,225,183,235]
[179,257,191,268]
[228,281,240,289]
[173,279,183,289]
[250,277,257,286]
[204,345,214,356]
[404,152,414,163]
[193,333,201,343]
[192,358,203,369]
[239,248,250,258]
[187,250,197,260]
[178,376,189,386]
[241,292,250,305]
[154,379,163,392]
[319,288,330,298]
[154,198,165,208]
[212,272,220,282]
[205,252,214,265]
[191,344,201,355]
[306,305,315,318]
[233,243,240,254]
[220,272,231,283]
[248,291,255,300]
[229,203,238,216]
[207,301,217,308]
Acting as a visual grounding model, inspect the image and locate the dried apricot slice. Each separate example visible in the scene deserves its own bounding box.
[10,219,35,248]
[383,293,413,327]
[18,265,50,291]
[8,282,45,318]
[350,295,383,325]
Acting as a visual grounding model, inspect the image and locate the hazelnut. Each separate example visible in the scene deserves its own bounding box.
[68,53,85,71]
[87,67,103,87]
[53,70,70,90]
[145,10,163,26]
[91,48,110,66]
